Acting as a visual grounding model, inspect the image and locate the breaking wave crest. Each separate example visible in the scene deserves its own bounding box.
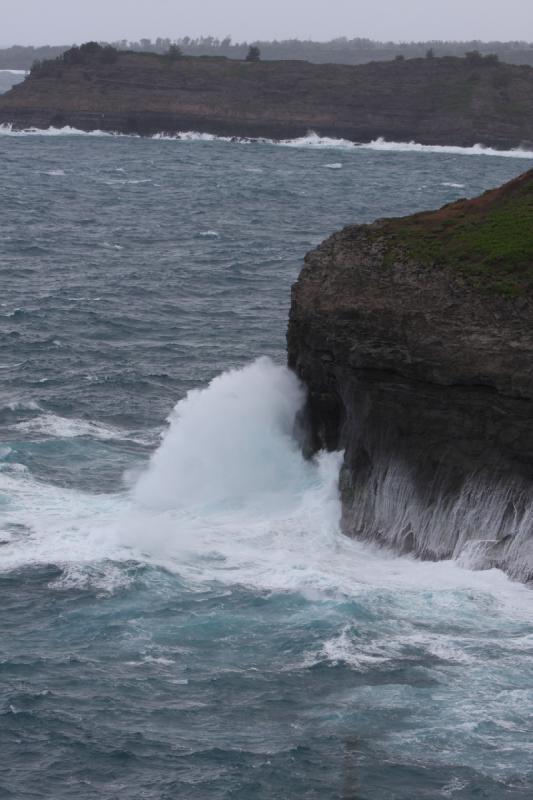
[358,137,533,159]
[0,123,124,137]
[0,357,531,617]
[153,131,533,159]
[2,123,533,159]
[13,412,151,444]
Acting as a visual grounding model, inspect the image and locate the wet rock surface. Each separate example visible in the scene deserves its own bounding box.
[288,172,533,580]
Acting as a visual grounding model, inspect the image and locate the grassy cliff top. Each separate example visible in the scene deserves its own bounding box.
[378,170,533,296]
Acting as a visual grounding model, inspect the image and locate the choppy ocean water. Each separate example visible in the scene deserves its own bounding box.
[1,130,533,799]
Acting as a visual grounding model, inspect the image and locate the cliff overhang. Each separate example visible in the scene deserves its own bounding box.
[288,171,533,581]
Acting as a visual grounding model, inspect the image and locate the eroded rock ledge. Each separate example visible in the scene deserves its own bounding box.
[288,170,533,580]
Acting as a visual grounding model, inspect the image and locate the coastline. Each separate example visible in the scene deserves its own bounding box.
[2,125,533,160]
[2,53,533,151]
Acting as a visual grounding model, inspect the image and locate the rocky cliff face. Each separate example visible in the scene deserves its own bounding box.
[288,171,533,581]
[2,53,533,148]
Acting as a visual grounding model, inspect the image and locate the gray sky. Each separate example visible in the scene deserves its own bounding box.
[3,0,533,46]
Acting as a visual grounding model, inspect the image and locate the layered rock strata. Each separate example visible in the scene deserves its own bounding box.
[2,53,533,149]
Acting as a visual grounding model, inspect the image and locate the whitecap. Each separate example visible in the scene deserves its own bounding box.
[103,178,151,185]
[0,123,124,137]
[1,308,23,318]
[2,122,532,159]
[152,130,237,143]
[67,296,103,301]
[360,137,533,159]
[14,413,151,444]
[3,399,41,412]
[158,130,533,159]
[317,625,390,669]
[142,656,176,666]
[48,562,133,594]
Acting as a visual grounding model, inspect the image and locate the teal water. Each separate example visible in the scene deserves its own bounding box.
[1,131,533,799]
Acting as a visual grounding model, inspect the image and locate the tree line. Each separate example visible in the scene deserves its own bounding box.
[2,37,533,71]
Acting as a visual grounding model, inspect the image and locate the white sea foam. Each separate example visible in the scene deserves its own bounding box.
[48,562,133,594]
[324,162,343,169]
[1,307,23,318]
[199,230,220,238]
[0,123,120,137]
[1,358,533,626]
[102,178,152,185]
[360,137,533,159]
[0,465,125,571]
[15,413,114,439]
[14,413,150,444]
[3,399,41,412]
[133,357,307,512]
[119,359,533,621]
[442,181,465,188]
[152,130,236,142]
[277,132,533,159]
[2,123,532,159]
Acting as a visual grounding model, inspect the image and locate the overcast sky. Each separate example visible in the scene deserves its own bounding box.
[3,0,533,46]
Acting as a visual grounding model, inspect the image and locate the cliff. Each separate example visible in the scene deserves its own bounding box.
[2,51,533,148]
[288,171,533,581]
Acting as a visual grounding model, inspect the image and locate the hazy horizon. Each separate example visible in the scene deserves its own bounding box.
[3,0,533,47]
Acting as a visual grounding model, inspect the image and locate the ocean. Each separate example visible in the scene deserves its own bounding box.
[1,129,533,799]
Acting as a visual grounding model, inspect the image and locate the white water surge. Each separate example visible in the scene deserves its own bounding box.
[0,358,531,617]
[2,123,533,159]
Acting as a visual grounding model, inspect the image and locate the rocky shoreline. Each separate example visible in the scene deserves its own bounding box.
[2,52,533,149]
[288,171,533,580]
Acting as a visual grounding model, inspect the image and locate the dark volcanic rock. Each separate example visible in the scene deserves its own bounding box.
[2,52,533,148]
[288,171,533,580]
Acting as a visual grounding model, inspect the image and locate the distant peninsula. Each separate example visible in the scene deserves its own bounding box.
[2,46,533,148]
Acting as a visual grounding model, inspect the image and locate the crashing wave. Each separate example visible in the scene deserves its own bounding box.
[2,123,533,158]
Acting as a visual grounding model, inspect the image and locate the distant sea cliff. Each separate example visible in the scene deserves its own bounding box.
[1,50,533,149]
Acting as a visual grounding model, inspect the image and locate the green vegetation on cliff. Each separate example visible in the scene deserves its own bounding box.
[2,37,533,70]
[380,170,533,295]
